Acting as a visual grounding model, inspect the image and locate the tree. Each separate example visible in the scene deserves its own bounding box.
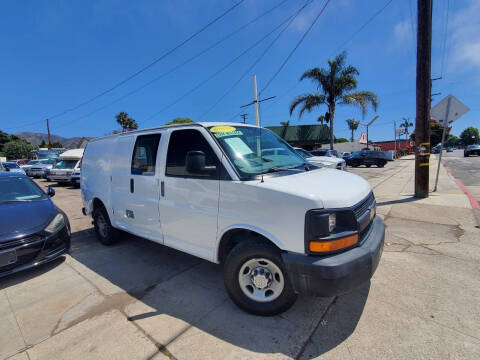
[335,137,349,143]
[446,135,460,147]
[289,52,378,150]
[39,139,47,148]
[317,114,328,125]
[430,123,444,146]
[3,140,34,160]
[280,121,289,126]
[400,117,413,142]
[460,126,479,145]
[346,119,359,142]
[166,117,194,125]
[115,112,138,132]
[51,141,63,148]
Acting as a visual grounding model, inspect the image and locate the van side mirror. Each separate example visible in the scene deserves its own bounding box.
[186,151,216,175]
[47,186,55,197]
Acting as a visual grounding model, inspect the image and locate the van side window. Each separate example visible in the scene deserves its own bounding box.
[131,134,161,175]
[166,129,218,179]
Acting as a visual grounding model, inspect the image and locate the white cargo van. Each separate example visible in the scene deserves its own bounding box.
[48,148,83,184]
[81,123,384,315]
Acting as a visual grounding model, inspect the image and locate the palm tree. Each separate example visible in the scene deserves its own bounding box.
[346,119,359,142]
[400,117,413,141]
[289,52,378,150]
[317,114,327,125]
[115,112,138,132]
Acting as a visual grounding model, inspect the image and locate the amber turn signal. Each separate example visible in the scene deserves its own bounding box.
[309,234,358,253]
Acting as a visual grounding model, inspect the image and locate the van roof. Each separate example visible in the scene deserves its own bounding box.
[88,122,260,143]
[60,148,84,159]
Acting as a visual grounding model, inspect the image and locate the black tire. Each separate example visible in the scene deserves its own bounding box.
[224,239,297,316]
[93,206,118,245]
[377,161,385,168]
[464,153,468,157]
[366,164,371,168]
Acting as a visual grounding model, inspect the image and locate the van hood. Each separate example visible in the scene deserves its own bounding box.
[307,156,343,165]
[254,168,371,209]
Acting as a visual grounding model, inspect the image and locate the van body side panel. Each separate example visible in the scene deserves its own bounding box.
[81,139,113,218]
[216,181,319,259]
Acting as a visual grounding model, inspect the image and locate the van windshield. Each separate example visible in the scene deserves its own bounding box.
[54,160,77,169]
[208,125,306,179]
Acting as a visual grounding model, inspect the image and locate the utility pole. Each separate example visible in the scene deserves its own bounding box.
[46,119,52,149]
[240,75,276,126]
[240,114,248,124]
[414,0,432,198]
[394,120,397,159]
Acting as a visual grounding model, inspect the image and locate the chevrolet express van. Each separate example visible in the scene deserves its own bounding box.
[81,123,384,315]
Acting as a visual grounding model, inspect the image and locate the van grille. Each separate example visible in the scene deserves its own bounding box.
[352,192,375,219]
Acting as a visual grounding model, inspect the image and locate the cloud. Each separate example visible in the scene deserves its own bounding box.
[448,0,480,73]
[393,18,414,45]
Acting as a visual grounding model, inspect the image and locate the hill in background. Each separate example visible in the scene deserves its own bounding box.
[15,132,90,148]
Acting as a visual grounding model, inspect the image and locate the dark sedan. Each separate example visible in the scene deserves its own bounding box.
[345,150,388,168]
[0,172,70,277]
[464,144,480,157]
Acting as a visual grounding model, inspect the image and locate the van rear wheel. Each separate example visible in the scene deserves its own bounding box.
[224,240,297,316]
[93,206,118,245]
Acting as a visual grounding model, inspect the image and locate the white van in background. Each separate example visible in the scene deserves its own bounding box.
[48,148,84,184]
[81,123,384,315]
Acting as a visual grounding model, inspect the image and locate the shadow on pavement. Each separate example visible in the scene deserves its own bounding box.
[62,228,369,358]
[376,196,419,207]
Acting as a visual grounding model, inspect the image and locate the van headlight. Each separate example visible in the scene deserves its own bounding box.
[305,209,358,254]
[44,213,65,234]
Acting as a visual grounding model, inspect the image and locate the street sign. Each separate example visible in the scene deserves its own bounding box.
[431,94,469,124]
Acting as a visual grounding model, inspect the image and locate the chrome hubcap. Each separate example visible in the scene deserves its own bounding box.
[238,258,284,302]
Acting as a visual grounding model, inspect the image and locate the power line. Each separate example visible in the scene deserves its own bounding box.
[196,0,313,121]
[260,0,331,95]
[440,0,450,79]
[10,0,245,131]
[330,0,395,57]
[144,1,312,123]
[47,0,290,131]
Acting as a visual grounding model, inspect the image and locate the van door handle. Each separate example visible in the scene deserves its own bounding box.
[130,178,134,193]
[161,181,165,197]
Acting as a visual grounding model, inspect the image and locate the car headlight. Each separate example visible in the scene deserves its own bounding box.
[305,210,358,254]
[44,213,65,234]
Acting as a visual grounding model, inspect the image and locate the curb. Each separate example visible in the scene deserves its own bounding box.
[444,165,480,209]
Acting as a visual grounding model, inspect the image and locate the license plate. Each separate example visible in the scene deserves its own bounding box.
[0,249,17,267]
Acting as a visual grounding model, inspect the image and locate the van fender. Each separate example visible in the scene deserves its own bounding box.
[215,224,285,263]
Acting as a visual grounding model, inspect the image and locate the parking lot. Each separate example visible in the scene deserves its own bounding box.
[1,159,479,360]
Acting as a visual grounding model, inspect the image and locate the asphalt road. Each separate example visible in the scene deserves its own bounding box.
[441,149,480,203]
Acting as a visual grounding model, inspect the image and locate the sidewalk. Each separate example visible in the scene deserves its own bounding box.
[299,156,480,359]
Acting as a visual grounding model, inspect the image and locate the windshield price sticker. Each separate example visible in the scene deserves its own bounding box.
[210,126,243,138]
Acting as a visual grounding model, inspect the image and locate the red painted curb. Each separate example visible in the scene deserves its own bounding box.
[444,166,480,209]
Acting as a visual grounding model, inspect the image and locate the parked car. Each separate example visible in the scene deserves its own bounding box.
[294,148,346,170]
[27,159,56,178]
[464,144,480,157]
[446,147,453,152]
[342,152,351,159]
[47,149,84,184]
[70,168,81,188]
[0,172,70,277]
[310,149,341,158]
[81,123,384,316]
[1,162,26,174]
[13,159,29,167]
[345,150,388,168]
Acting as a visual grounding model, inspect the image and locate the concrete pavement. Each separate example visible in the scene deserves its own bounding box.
[1,158,479,360]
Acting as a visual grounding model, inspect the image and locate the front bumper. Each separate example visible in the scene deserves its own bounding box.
[0,225,71,278]
[282,216,385,296]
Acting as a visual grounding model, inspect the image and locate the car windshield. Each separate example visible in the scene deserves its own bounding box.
[5,162,20,168]
[295,148,313,158]
[468,145,480,149]
[208,125,306,178]
[54,160,77,169]
[0,176,47,202]
[27,160,41,165]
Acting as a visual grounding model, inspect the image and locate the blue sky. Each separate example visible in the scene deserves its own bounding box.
[1,0,478,141]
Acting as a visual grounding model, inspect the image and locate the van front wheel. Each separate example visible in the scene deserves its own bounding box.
[93,206,118,245]
[224,240,297,316]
